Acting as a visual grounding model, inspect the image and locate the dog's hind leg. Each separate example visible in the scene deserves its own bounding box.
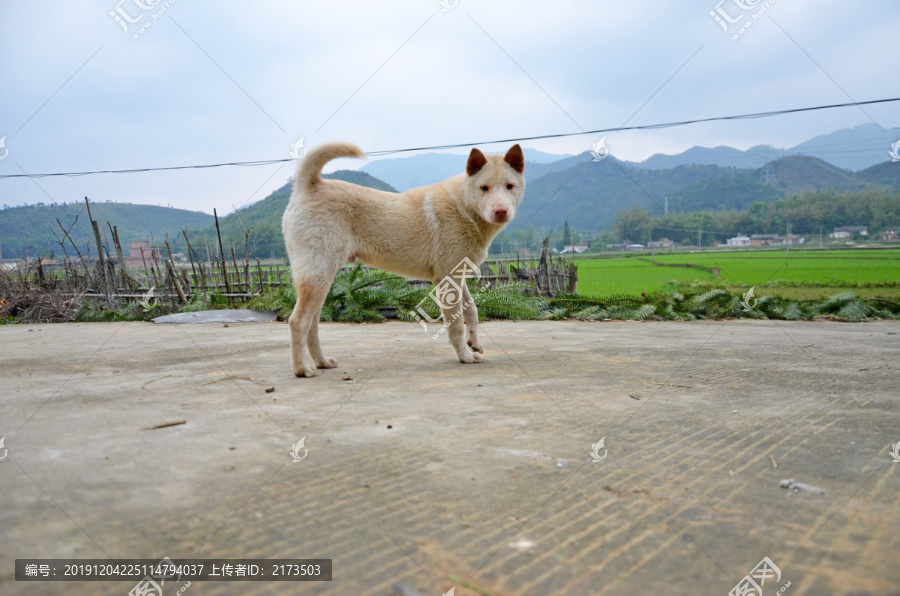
[461,284,484,355]
[289,277,332,377]
[308,317,338,369]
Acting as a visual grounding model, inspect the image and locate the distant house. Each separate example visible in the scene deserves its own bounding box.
[516,248,531,256]
[725,235,751,247]
[626,244,646,251]
[17,257,57,269]
[750,234,802,246]
[561,242,590,255]
[881,227,900,241]
[648,238,675,249]
[750,234,779,246]
[127,240,161,269]
[770,234,804,246]
[833,226,868,236]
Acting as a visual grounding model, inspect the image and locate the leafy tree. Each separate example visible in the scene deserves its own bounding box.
[613,206,653,244]
[561,221,573,250]
[525,225,537,251]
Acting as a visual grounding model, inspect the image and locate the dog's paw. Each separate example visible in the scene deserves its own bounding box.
[458,350,484,364]
[467,339,484,354]
[294,365,318,378]
[316,356,338,369]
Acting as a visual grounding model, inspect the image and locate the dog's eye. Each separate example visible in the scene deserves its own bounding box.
[506,183,514,190]
[480,185,489,192]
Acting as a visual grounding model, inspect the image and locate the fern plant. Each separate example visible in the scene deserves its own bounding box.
[242,285,297,320]
[237,266,900,325]
[178,289,229,313]
[805,292,875,321]
[321,263,408,323]
[471,281,547,319]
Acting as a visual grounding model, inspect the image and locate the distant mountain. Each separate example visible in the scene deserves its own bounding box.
[323,169,397,192]
[360,153,464,191]
[515,155,734,233]
[0,202,213,259]
[632,124,900,172]
[514,153,894,233]
[525,152,593,180]
[634,145,780,170]
[360,150,579,191]
[197,154,895,257]
[787,123,900,171]
[35,153,885,265]
[522,148,574,164]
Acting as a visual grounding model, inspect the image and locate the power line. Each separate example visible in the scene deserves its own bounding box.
[0,159,292,180]
[2,97,899,180]
[367,97,900,156]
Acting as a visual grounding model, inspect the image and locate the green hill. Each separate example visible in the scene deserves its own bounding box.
[768,155,865,194]
[857,160,900,190]
[514,154,893,234]
[0,201,213,259]
[515,156,749,233]
[8,155,891,261]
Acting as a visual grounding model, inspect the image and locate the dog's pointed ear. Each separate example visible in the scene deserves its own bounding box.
[504,144,524,173]
[467,148,487,176]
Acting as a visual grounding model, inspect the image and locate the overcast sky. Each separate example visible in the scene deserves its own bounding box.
[1,0,898,213]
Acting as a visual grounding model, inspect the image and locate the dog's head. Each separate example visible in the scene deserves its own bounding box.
[464,144,525,225]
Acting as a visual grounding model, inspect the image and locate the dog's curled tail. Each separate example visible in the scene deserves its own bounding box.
[295,142,366,188]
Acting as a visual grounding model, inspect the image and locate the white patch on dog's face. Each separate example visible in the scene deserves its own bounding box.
[465,146,525,225]
[471,169,523,224]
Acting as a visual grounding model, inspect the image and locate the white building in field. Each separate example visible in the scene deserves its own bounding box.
[833,226,868,236]
[725,235,751,247]
[561,242,590,254]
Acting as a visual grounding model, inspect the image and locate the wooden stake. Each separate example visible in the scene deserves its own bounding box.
[213,209,231,294]
[181,228,198,283]
[231,247,241,295]
[166,259,187,303]
[256,258,264,294]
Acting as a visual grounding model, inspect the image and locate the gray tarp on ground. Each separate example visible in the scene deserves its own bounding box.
[151,309,279,324]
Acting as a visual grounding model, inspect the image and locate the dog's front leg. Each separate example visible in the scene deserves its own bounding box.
[441,300,483,364]
[461,284,483,355]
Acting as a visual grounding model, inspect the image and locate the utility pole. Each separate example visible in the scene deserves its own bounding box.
[786,220,791,255]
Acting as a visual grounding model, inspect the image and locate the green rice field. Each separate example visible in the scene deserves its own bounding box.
[573,248,900,299]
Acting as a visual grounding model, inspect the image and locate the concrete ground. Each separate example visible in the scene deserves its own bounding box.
[1,318,899,596]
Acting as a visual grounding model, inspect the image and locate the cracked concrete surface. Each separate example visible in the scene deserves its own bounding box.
[1,319,899,595]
